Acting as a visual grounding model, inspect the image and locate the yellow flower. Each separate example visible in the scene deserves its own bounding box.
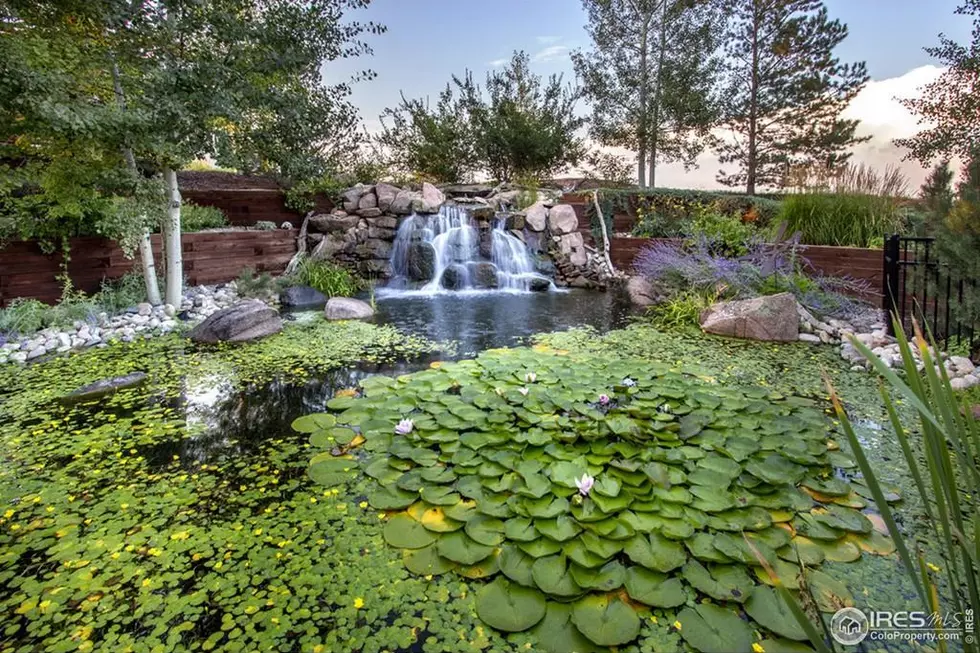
[753,644,766,653]
[358,501,368,509]
[650,616,658,624]
[253,528,263,536]
[673,620,682,630]
[353,597,365,609]
[927,563,941,573]
[3,509,14,519]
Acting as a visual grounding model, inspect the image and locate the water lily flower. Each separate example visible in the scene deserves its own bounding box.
[575,474,595,497]
[525,372,537,383]
[598,393,610,405]
[622,377,636,387]
[395,419,414,435]
[518,387,529,396]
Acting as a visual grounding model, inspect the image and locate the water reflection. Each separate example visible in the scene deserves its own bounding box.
[374,288,636,357]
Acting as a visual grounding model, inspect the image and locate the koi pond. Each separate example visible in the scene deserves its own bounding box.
[0,293,930,653]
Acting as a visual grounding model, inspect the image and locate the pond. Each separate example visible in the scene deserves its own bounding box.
[0,294,929,653]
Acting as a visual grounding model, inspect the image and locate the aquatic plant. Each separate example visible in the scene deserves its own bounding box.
[300,345,900,652]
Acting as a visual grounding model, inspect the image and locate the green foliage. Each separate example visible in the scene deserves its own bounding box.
[514,176,542,211]
[648,289,718,330]
[235,268,278,300]
[253,220,277,231]
[288,258,362,298]
[302,343,899,649]
[0,298,50,337]
[718,0,870,193]
[690,207,757,256]
[95,271,154,315]
[284,174,350,213]
[778,192,905,247]
[179,203,228,232]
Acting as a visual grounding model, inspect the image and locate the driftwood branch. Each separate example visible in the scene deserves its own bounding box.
[591,191,616,276]
[285,210,313,275]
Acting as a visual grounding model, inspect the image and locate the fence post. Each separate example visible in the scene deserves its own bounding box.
[883,234,900,336]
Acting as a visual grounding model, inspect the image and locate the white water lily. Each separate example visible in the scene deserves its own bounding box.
[394,419,414,435]
[525,372,537,383]
[622,377,636,387]
[575,474,595,497]
[518,387,530,396]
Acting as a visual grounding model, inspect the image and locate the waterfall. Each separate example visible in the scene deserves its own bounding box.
[384,205,553,294]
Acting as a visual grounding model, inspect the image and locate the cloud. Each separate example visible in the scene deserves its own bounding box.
[488,57,510,67]
[536,35,561,44]
[530,45,570,63]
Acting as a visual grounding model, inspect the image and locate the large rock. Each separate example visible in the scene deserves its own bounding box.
[528,276,552,292]
[407,242,436,281]
[355,239,393,259]
[504,213,526,231]
[368,215,399,230]
[440,264,466,290]
[279,285,328,311]
[415,182,445,213]
[325,297,374,320]
[62,372,147,403]
[310,213,358,233]
[311,233,348,260]
[479,228,494,259]
[547,204,578,235]
[469,262,499,289]
[700,292,800,342]
[188,300,283,343]
[525,202,548,231]
[626,276,659,307]
[374,183,400,212]
[390,190,422,215]
[443,183,494,198]
[358,191,378,211]
[558,232,584,254]
[341,185,370,213]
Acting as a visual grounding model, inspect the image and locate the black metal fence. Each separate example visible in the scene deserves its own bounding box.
[883,235,977,351]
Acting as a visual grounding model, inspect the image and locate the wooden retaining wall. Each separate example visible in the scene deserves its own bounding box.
[181,189,333,228]
[0,230,298,306]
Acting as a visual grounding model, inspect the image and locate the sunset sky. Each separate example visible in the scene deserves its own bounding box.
[327,0,974,189]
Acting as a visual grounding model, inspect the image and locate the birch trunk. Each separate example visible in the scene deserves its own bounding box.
[162,167,183,308]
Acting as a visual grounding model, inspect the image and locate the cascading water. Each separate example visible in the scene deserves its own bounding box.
[385,204,553,294]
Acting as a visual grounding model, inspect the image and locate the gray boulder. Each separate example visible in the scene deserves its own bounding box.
[374,183,400,212]
[626,276,659,307]
[525,202,548,231]
[325,297,375,320]
[440,264,466,290]
[469,262,499,289]
[407,242,437,282]
[280,285,328,311]
[341,185,370,213]
[188,300,283,343]
[415,182,445,213]
[700,292,799,342]
[390,190,422,215]
[358,191,378,211]
[310,213,358,233]
[311,233,347,260]
[528,276,552,292]
[547,204,578,235]
[62,372,147,403]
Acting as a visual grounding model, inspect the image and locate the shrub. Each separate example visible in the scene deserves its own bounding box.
[778,192,904,247]
[648,289,720,330]
[235,268,278,299]
[180,203,228,232]
[95,272,152,315]
[0,298,49,337]
[689,206,758,257]
[288,258,361,298]
[253,221,277,231]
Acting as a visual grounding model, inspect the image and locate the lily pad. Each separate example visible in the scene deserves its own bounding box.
[403,544,456,576]
[383,514,437,549]
[436,531,495,565]
[676,603,754,653]
[746,586,808,641]
[623,566,687,607]
[531,602,601,653]
[570,594,641,647]
[475,578,547,632]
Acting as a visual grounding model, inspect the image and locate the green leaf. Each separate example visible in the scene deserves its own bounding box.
[624,566,686,607]
[745,586,808,641]
[436,531,495,565]
[383,514,436,549]
[570,594,640,647]
[403,544,456,576]
[465,515,506,546]
[291,413,337,433]
[624,532,687,572]
[475,578,547,632]
[531,555,583,597]
[307,455,358,487]
[530,603,600,653]
[676,603,754,653]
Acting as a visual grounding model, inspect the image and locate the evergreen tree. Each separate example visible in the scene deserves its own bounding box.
[895,0,980,164]
[715,0,869,194]
[571,0,723,187]
[920,160,955,230]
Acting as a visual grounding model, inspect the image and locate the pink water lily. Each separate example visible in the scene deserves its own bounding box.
[598,393,610,405]
[575,474,595,497]
[525,372,537,383]
[395,419,414,435]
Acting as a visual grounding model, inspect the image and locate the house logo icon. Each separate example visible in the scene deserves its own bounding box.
[832,607,870,645]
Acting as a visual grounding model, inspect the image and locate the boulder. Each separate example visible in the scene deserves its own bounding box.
[547,204,578,235]
[325,297,375,320]
[374,183,400,212]
[357,259,391,276]
[358,191,378,211]
[525,202,548,231]
[569,249,588,267]
[341,185,370,213]
[443,183,494,198]
[626,276,659,308]
[504,213,526,231]
[369,215,399,230]
[558,232,584,254]
[279,285,328,311]
[367,226,397,240]
[188,300,283,343]
[479,229,494,259]
[407,242,437,282]
[390,190,422,215]
[62,372,148,403]
[415,182,445,213]
[355,239,393,259]
[699,292,799,342]
[468,204,496,221]
[469,262,499,289]
[440,264,466,290]
[311,233,347,260]
[358,208,383,219]
[310,213,358,233]
[528,276,552,292]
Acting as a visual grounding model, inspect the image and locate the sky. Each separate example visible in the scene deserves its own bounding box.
[326,0,975,190]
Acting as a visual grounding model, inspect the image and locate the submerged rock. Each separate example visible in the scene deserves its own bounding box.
[440,264,467,290]
[188,300,283,343]
[469,262,499,289]
[528,276,552,292]
[63,372,147,403]
[700,292,799,342]
[325,297,374,320]
[279,285,328,311]
[406,242,436,282]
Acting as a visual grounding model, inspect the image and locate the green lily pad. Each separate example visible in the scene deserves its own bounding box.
[531,555,583,597]
[568,560,625,591]
[291,413,337,433]
[571,594,641,647]
[623,566,687,607]
[475,577,547,632]
[676,603,754,653]
[307,455,358,488]
[535,515,583,542]
[746,586,808,641]
[403,544,456,576]
[807,569,855,612]
[682,560,755,603]
[465,515,506,546]
[499,543,536,586]
[624,532,687,572]
[383,514,437,549]
[367,486,418,510]
[437,531,495,565]
[530,603,601,653]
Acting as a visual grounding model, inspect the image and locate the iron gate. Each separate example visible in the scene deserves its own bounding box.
[883,235,977,350]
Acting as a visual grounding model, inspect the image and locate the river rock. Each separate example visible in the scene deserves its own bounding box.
[62,372,147,403]
[504,213,526,230]
[407,242,436,282]
[479,229,494,259]
[528,276,552,292]
[280,285,328,311]
[325,297,374,320]
[547,204,578,235]
[374,183,400,212]
[469,262,499,289]
[626,276,659,307]
[440,264,466,290]
[188,300,283,343]
[700,292,799,342]
[525,202,548,231]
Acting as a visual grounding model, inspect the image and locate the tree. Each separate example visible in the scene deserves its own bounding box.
[895,0,980,164]
[572,0,723,187]
[456,51,586,182]
[715,0,869,194]
[377,86,478,183]
[920,160,955,227]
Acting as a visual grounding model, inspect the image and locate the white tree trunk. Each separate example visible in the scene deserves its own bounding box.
[162,167,183,308]
[139,230,162,305]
